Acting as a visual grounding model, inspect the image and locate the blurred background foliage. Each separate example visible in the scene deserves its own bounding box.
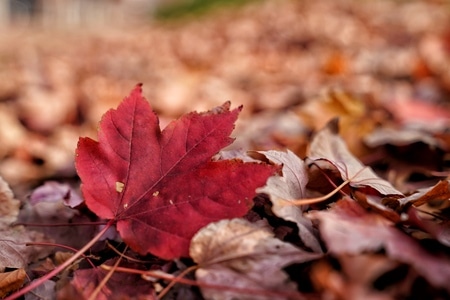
[0,0,260,27]
[154,0,258,21]
[0,0,450,198]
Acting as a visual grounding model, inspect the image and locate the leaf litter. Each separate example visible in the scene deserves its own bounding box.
[1,0,450,298]
[2,83,450,299]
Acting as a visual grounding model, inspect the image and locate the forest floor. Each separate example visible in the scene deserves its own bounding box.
[1,0,450,299]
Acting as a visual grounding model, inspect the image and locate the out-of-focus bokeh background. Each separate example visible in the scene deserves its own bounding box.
[1,0,450,197]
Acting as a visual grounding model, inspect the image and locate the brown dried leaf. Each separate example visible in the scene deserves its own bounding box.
[0,268,26,298]
[0,227,51,271]
[190,218,321,300]
[256,150,322,252]
[309,198,450,291]
[397,179,450,209]
[307,120,403,196]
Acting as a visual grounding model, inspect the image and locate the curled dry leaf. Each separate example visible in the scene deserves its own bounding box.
[190,218,321,300]
[0,268,26,298]
[397,179,450,209]
[309,198,450,291]
[29,181,83,208]
[357,179,450,225]
[307,119,403,196]
[256,150,322,252]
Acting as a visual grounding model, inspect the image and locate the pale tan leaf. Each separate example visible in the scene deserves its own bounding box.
[190,218,320,300]
[256,150,322,252]
[307,120,403,196]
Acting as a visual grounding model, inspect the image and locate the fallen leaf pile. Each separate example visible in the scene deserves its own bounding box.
[1,0,450,299]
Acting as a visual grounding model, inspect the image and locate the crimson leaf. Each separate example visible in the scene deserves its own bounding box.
[75,84,276,259]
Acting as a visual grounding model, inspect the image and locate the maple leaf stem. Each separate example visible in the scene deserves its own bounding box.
[4,220,114,300]
[105,240,152,263]
[285,179,350,206]
[284,164,373,207]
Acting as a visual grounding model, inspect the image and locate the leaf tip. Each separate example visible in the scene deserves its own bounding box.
[130,83,144,97]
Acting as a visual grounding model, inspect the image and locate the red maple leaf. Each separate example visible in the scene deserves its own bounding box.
[75,84,276,259]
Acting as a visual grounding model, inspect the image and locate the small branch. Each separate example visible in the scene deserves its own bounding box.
[105,241,152,264]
